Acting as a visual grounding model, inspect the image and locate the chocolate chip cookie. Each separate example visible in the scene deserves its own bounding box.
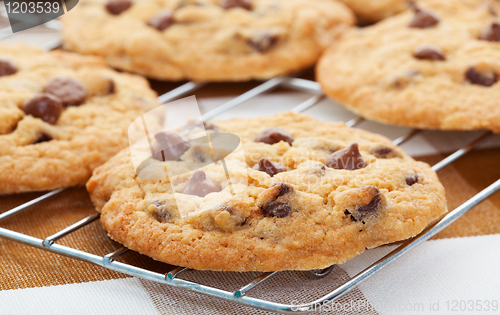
[61,0,354,81]
[338,0,409,23]
[0,44,159,194]
[87,112,446,271]
[317,0,500,132]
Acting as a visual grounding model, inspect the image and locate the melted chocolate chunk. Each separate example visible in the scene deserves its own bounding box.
[34,132,53,144]
[466,66,498,87]
[409,7,440,28]
[22,94,63,125]
[270,182,293,199]
[212,206,248,231]
[480,22,500,42]
[253,158,286,177]
[147,10,174,31]
[152,130,191,161]
[148,200,178,222]
[0,59,18,77]
[373,147,393,158]
[105,0,132,15]
[44,78,87,106]
[352,193,381,221]
[406,173,420,186]
[183,171,221,197]
[248,32,279,53]
[255,127,293,145]
[220,0,251,10]
[358,195,380,213]
[259,183,294,218]
[413,44,446,61]
[326,143,366,170]
[262,202,291,218]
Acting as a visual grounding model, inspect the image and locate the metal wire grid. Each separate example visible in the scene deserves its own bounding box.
[1,17,500,314]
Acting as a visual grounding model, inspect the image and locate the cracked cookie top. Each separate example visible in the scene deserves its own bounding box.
[318,0,500,132]
[87,112,446,271]
[61,0,354,81]
[0,44,159,194]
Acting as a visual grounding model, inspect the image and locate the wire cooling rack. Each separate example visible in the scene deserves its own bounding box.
[1,16,500,314]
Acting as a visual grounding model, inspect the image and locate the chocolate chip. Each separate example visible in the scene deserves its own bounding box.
[252,158,286,177]
[466,66,498,87]
[147,10,174,31]
[409,7,440,28]
[480,22,500,42]
[258,183,294,218]
[406,173,420,186]
[413,44,446,61]
[0,59,18,77]
[105,0,132,15]
[326,143,366,170]
[275,182,293,198]
[33,132,53,144]
[255,128,293,145]
[183,171,221,197]
[373,147,392,158]
[220,0,251,10]
[147,200,178,222]
[108,80,116,94]
[44,78,87,106]
[212,206,248,231]
[372,146,402,159]
[248,32,279,53]
[347,188,382,222]
[22,94,63,125]
[262,202,291,218]
[355,194,381,220]
[152,130,191,161]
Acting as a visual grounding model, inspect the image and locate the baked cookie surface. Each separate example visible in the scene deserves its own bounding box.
[0,44,159,194]
[61,0,354,81]
[339,0,409,23]
[87,112,446,271]
[318,0,500,132]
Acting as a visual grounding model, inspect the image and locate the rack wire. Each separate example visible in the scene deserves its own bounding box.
[1,16,499,314]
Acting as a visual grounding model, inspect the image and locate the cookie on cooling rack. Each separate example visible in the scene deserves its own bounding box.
[60,0,354,81]
[87,112,446,271]
[0,44,160,194]
[338,0,410,23]
[317,0,500,132]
